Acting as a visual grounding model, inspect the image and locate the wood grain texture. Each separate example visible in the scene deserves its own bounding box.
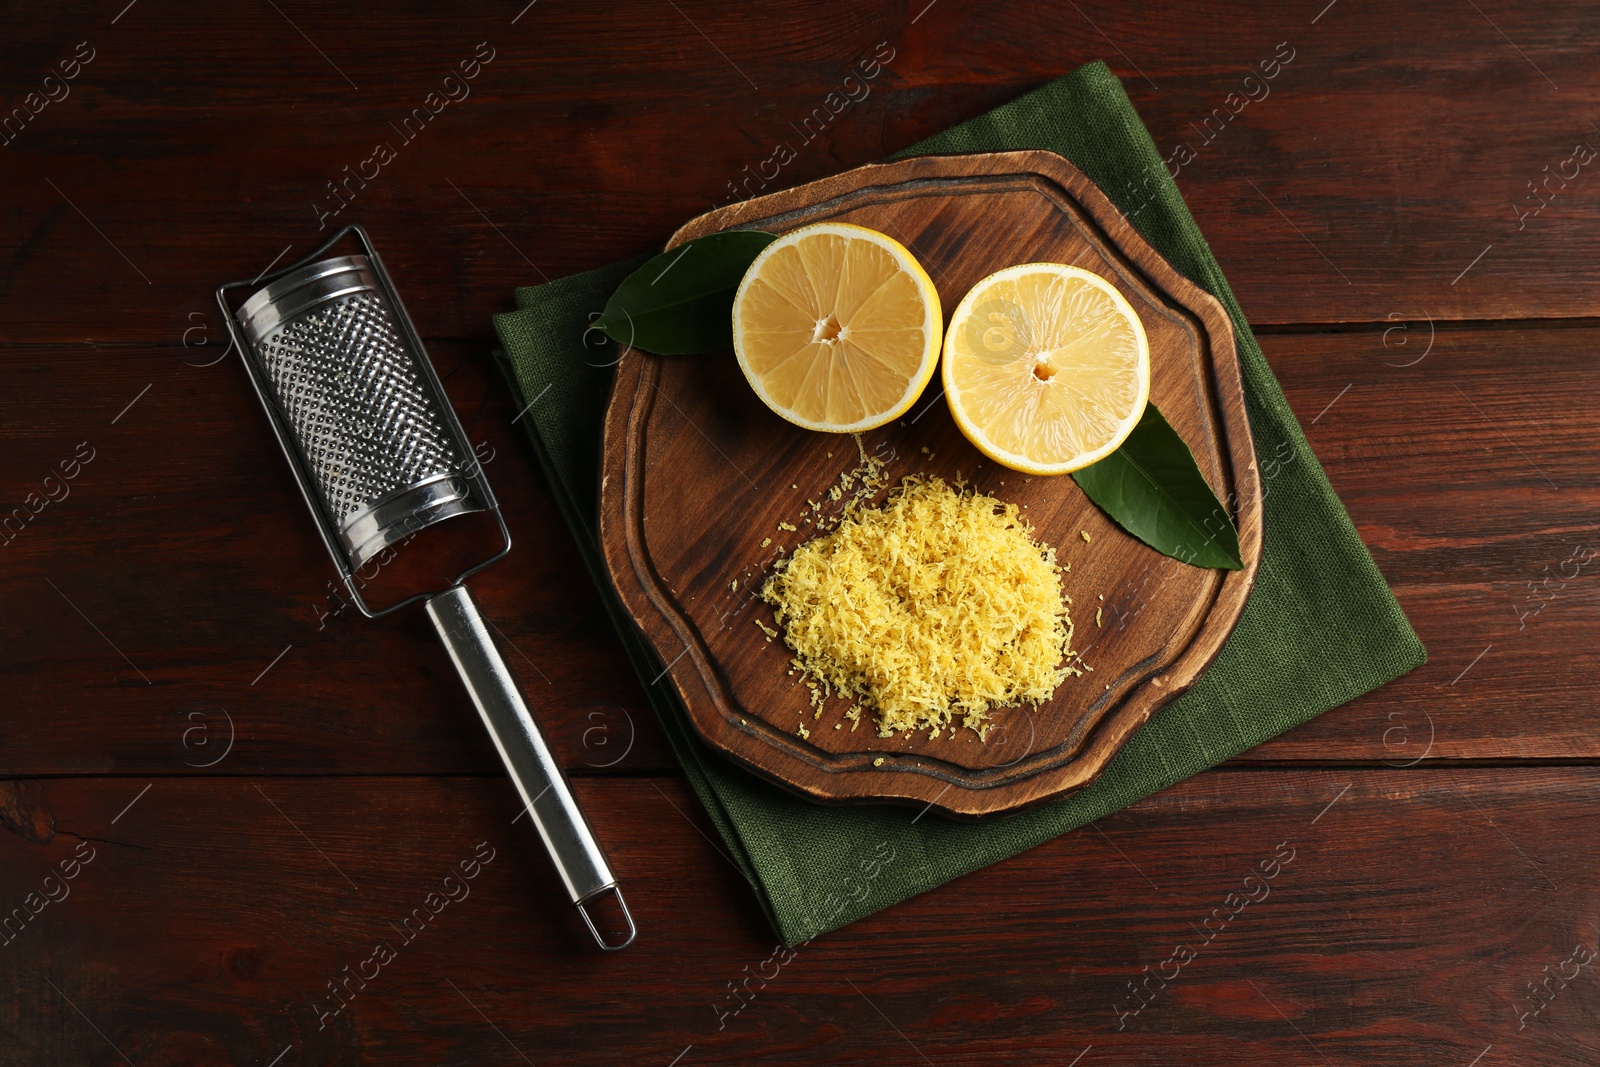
[0,340,674,777]
[4,324,1598,775]
[599,151,1262,816]
[1243,321,1600,761]
[2,1,1600,344]
[1,769,1597,1065]
[3,2,1599,1057]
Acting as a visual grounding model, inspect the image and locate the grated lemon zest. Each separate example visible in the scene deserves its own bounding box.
[761,475,1077,738]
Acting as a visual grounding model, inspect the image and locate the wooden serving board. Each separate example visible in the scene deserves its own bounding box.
[598,150,1262,818]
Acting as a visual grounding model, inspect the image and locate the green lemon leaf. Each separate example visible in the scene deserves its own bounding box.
[594,230,778,355]
[1071,402,1243,569]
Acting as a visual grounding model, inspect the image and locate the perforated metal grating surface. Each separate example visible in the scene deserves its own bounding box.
[253,291,460,524]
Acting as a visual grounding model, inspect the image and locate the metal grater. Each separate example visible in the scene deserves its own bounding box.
[217,226,634,951]
[235,256,483,568]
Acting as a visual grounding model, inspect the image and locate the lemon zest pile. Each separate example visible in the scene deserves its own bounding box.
[760,475,1076,738]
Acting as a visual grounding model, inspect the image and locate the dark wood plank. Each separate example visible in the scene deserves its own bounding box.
[0,339,674,776]
[2,0,1600,343]
[1,769,1596,1064]
[3,322,1597,774]
[1245,321,1600,761]
[1,3,1594,1064]
[603,150,1261,815]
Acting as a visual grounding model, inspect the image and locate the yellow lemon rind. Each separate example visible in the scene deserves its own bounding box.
[732,221,942,434]
[941,262,1150,476]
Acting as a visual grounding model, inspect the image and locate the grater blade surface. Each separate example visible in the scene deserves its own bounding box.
[257,289,458,522]
[235,254,485,567]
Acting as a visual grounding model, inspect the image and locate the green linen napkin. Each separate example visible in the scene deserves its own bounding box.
[491,60,1426,945]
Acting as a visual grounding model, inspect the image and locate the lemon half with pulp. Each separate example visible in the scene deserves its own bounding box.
[732,222,941,433]
[943,263,1150,474]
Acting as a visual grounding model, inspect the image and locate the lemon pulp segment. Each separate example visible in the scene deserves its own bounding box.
[733,222,941,433]
[943,263,1150,474]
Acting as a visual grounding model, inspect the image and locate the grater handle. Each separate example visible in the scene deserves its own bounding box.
[424,584,635,951]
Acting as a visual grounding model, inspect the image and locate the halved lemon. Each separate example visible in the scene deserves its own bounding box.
[732,222,941,433]
[943,263,1150,474]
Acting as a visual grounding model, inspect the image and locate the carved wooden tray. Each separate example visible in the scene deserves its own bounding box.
[598,150,1262,818]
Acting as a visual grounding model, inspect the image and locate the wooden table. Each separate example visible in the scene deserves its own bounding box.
[2,3,1596,1063]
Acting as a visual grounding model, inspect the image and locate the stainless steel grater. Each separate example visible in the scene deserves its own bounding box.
[217,225,634,951]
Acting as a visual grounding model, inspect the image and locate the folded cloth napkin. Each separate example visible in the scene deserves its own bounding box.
[491,59,1426,945]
